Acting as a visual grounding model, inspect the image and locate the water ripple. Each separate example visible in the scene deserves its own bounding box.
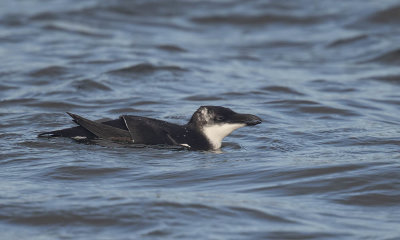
[108,63,187,75]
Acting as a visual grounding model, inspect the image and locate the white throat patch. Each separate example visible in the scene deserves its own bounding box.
[202,123,245,150]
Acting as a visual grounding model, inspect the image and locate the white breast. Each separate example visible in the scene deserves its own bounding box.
[202,123,245,149]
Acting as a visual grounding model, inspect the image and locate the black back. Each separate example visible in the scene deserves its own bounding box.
[39,113,211,150]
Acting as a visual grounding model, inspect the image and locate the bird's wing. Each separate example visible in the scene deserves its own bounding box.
[121,115,181,145]
[67,112,131,141]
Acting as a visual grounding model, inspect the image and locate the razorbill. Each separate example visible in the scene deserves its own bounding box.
[38,106,262,150]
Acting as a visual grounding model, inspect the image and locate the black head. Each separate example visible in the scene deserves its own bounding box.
[188,106,262,127]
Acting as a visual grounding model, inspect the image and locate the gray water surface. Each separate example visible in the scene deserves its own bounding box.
[1,0,400,239]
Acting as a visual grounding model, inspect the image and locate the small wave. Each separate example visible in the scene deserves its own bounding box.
[0,207,129,226]
[182,95,224,101]
[0,14,26,26]
[44,166,128,180]
[108,63,187,75]
[29,12,57,21]
[265,99,319,107]
[369,75,400,85]
[366,5,400,24]
[261,40,311,48]
[265,99,359,117]
[336,193,400,206]
[157,45,187,52]
[0,83,18,91]
[221,92,248,96]
[339,99,381,111]
[108,108,143,114]
[228,206,295,223]
[131,101,160,106]
[0,98,37,107]
[362,48,400,65]
[327,34,368,48]
[26,100,85,109]
[72,79,112,91]
[29,66,69,78]
[191,14,325,26]
[309,80,357,93]
[324,136,400,147]
[371,99,400,107]
[225,54,261,62]
[299,106,359,116]
[261,86,305,96]
[240,163,381,197]
[318,87,356,93]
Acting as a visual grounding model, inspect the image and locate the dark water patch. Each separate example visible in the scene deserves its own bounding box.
[104,1,183,17]
[362,48,400,65]
[228,206,295,224]
[241,163,382,196]
[157,45,187,53]
[366,5,400,24]
[276,163,367,181]
[221,91,248,96]
[267,99,319,106]
[264,100,359,117]
[0,133,19,139]
[328,87,357,93]
[108,108,143,114]
[299,106,360,116]
[108,63,187,75]
[370,99,400,107]
[131,101,160,106]
[309,79,358,93]
[72,79,112,91]
[29,66,69,78]
[26,101,86,110]
[0,207,134,226]
[369,75,400,85]
[84,59,120,65]
[327,34,368,48]
[265,231,348,240]
[336,192,400,207]
[373,113,400,126]
[261,86,305,96]
[191,14,326,26]
[339,99,381,111]
[323,136,400,148]
[0,98,37,107]
[182,95,224,101]
[44,166,128,180]
[0,71,15,78]
[0,14,26,26]
[76,97,135,106]
[265,99,319,107]
[29,12,57,21]
[317,86,356,93]
[262,40,311,48]
[0,83,18,91]
[17,140,61,149]
[259,174,370,197]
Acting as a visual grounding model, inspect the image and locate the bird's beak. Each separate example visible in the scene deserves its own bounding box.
[231,113,262,126]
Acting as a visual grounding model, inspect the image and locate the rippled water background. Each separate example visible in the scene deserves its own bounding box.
[1,0,400,239]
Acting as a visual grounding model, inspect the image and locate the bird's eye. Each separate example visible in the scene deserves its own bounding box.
[215,116,224,121]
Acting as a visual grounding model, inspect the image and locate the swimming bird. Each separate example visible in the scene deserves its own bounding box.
[38,106,262,150]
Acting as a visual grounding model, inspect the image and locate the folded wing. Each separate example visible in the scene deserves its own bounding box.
[121,115,182,145]
[66,112,131,141]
